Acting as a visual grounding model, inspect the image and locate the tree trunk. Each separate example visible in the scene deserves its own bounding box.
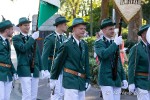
[73,9,76,18]
[127,9,142,42]
[99,0,109,23]
[115,10,121,28]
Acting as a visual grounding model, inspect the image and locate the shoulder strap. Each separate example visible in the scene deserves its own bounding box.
[51,34,58,71]
[134,44,138,76]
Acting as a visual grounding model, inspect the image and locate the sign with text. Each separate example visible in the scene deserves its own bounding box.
[114,0,141,23]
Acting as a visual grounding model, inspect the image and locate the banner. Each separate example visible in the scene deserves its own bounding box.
[38,0,60,28]
[113,0,141,23]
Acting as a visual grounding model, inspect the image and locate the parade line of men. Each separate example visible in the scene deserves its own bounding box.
[0,16,150,100]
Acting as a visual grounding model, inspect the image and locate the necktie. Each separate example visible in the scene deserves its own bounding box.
[79,41,82,51]
[110,40,113,44]
[24,36,29,42]
[5,39,9,48]
[59,35,63,43]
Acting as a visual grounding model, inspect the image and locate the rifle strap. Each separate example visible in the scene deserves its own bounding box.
[134,44,138,76]
[51,34,57,72]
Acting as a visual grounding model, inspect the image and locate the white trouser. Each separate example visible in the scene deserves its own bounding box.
[51,74,64,100]
[64,89,85,100]
[100,86,121,100]
[0,81,12,100]
[136,88,150,100]
[19,77,39,100]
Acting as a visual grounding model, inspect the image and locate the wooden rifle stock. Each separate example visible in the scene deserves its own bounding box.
[112,18,123,80]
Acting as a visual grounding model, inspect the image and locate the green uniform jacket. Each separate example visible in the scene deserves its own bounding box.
[12,33,44,77]
[128,40,150,90]
[51,36,90,91]
[0,36,16,82]
[94,37,126,87]
[41,32,67,72]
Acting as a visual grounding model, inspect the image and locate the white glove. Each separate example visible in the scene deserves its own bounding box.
[121,80,128,89]
[50,79,57,89]
[44,70,50,79]
[129,84,135,93]
[85,83,91,91]
[146,27,150,44]
[114,36,123,45]
[32,31,39,39]
[13,74,18,80]
[40,70,45,79]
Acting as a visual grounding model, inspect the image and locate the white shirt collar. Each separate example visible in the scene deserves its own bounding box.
[55,31,63,37]
[0,34,6,41]
[21,32,29,36]
[103,35,113,42]
[73,35,80,46]
[141,39,147,46]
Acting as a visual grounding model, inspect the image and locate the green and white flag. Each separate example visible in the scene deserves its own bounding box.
[38,0,60,28]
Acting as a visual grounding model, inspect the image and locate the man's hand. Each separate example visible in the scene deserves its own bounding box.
[121,80,128,89]
[114,36,123,45]
[13,74,18,80]
[32,31,39,40]
[129,84,136,93]
[44,70,50,78]
[40,70,45,79]
[85,83,91,91]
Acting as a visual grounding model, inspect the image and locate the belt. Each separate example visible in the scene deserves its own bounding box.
[48,57,53,60]
[64,68,86,79]
[136,72,148,76]
[0,63,11,68]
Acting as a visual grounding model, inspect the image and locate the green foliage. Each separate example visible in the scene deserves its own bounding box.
[84,36,96,57]
[122,28,128,39]
[89,57,99,84]
[60,0,82,19]
[123,62,129,80]
[142,0,150,24]
[82,7,101,35]
[124,40,137,54]
[84,36,99,84]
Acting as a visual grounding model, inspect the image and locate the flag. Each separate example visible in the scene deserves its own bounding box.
[38,0,60,28]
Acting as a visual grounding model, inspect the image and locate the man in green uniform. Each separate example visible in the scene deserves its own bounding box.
[41,16,68,100]
[128,24,150,100]
[94,18,128,100]
[0,20,18,100]
[50,18,90,100]
[12,17,45,100]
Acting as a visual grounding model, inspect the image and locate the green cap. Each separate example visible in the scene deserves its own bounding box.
[17,17,31,27]
[100,18,116,29]
[0,20,14,30]
[53,16,69,26]
[137,24,150,36]
[69,18,88,30]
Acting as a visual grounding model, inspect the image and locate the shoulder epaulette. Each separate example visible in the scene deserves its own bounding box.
[95,38,102,42]
[134,42,140,47]
[64,38,70,43]
[46,32,56,38]
[63,33,67,36]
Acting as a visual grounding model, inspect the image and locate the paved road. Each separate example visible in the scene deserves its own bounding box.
[10,45,137,100]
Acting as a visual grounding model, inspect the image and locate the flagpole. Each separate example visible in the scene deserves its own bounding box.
[1,15,6,21]
[31,0,41,68]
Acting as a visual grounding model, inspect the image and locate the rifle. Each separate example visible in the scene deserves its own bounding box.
[112,18,123,80]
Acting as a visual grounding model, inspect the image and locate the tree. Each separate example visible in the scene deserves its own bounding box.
[127,9,142,42]
[142,0,150,24]
[100,0,110,23]
[60,0,82,19]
